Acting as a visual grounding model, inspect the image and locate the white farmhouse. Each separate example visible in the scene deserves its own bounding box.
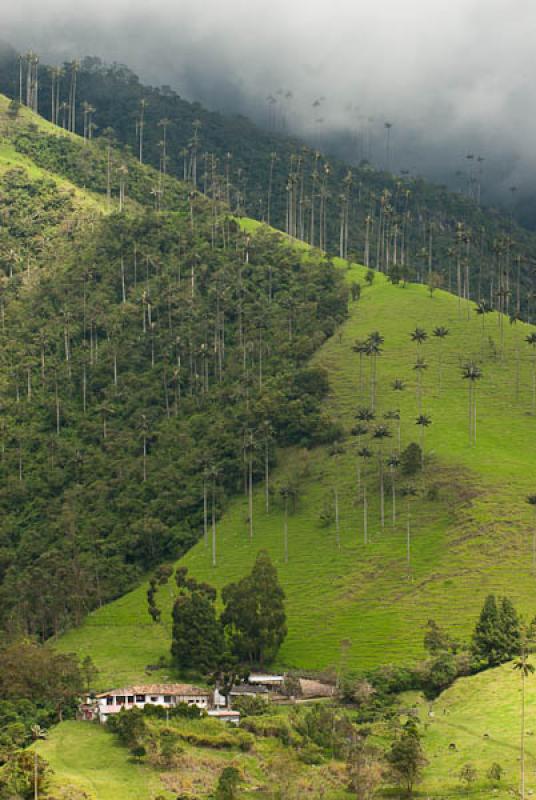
[94,683,212,724]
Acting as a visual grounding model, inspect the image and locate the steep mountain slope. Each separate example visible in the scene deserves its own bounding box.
[59,227,536,685]
[2,51,536,319]
[0,97,347,637]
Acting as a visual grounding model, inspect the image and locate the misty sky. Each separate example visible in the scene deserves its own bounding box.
[3,0,535,204]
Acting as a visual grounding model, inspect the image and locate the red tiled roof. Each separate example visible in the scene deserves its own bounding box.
[96,684,210,698]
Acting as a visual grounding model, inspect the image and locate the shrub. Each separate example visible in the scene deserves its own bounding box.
[351,282,361,301]
[459,763,477,788]
[230,695,270,717]
[107,708,146,748]
[143,702,203,720]
[240,714,293,745]
[298,742,324,764]
[131,744,146,762]
[215,766,241,800]
[400,442,422,476]
[488,762,504,781]
[421,652,458,698]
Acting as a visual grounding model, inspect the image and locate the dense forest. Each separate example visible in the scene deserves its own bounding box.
[2,46,536,322]
[0,103,347,638]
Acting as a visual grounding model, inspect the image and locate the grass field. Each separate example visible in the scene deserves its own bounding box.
[34,721,174,800]
[57,228,536,687]
[414,657,536,798]
[35,715,350,800]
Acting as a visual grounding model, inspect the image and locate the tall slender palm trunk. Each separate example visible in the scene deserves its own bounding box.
[212,479,217,567]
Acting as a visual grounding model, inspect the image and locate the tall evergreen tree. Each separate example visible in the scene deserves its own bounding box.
[472,594,521,667]
[171,581,223,673]
[221,550,287,664]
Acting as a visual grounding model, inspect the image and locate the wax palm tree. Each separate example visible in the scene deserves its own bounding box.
[373,425,392,529]
[526,333,536,414]
[202,465,210,547]
[99,401,115,441]
[267,151,277,225]
[384,121,393,170]
[352,422,369,491]
[260,420,274,512]
[208,465,220,567]
[352,338,369,394]
[365,332,384,410]
[432,326,449,392]
[138,413,150,482]
[384,409,401,451]
[356,406,376,424]
[358,446,373,544]
[387,453,400,525]
[244,429,256,540]
[67,59,80,133]
[461,362,482,444]
[333,486,341,551]
[513,639,535,800]
[475,300,493,354]
[413,357,428,411]
[401,486,417,577]
[279,483,297,563]
[138,99,147,164]
[157,118,171,178]
[391,378,406,392]
[352,421,369,442]
[527,495,536,573]
[410,327,428,351]
[415,414,431,467]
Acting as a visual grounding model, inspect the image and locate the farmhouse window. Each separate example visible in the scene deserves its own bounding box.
[164,695,172,703]
[136,695,145,702]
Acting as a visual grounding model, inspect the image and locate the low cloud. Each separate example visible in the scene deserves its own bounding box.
[3,0,535,208]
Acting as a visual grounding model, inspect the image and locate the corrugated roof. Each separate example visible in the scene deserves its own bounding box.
[230,684,268,694]
[96,684,210,698]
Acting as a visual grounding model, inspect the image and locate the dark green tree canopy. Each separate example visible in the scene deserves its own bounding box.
[471,594,521,667]
[221,550,287,665]
[386,718,428,794]
[171,577,224,674]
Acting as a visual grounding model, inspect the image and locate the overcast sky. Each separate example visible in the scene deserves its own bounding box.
[3,0,535,204]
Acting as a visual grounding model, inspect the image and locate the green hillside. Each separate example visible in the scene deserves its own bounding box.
[0,95,349,639]
[59,230,536,686]
[35,711,353,800]
[2,53,536,800]
[3,51,536,320]
[33,659,536,800]
[414,657,536,798]
[34,721,172,800]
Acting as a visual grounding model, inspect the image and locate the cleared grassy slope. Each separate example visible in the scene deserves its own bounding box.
[35,717,350,800]
[34,721,174,800]
[58,234,536,686]
[414,658,536,798]
[0,94,107,212]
